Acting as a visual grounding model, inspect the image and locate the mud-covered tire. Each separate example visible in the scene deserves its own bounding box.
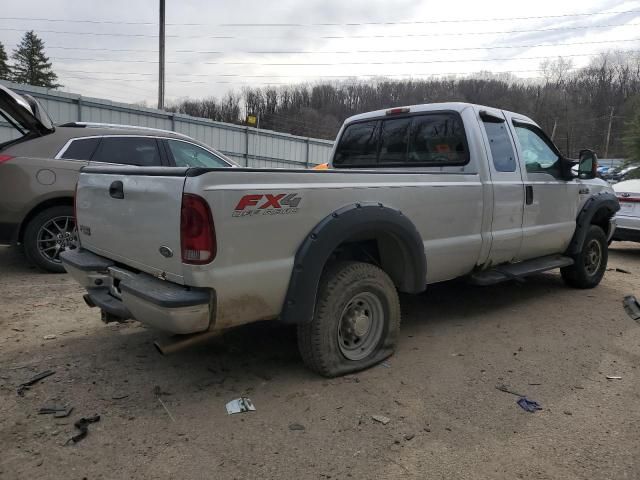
[297,261,401,377]
[23,205,76,273]
[561,225,608,289]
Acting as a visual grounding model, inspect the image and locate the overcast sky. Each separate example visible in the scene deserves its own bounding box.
[1,0,638,106]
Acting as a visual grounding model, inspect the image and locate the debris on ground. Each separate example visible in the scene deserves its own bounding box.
[288,423,305,431]
[43,334,57,340]
[66,415,100,445]
[563,410,573,416]
[606,375,622,380]
[404,433,415,441]
[11,327,24,332]
[226,397,256,415]
[154,387,176,422]
[622,295,640,322]
[372,415,391,425]
[111,394,129,400]
[39,405,73,418]
[17,370,55,396]
[616,268,631,274]
[495,384,525,397]
[517,397,542,413]
[380,361,391,368]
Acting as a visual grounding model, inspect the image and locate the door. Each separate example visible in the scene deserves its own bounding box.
[506,116,577,259]
[477,106,525,264]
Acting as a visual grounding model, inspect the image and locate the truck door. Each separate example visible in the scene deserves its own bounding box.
[505,115,577,259]
[476,106,525,264]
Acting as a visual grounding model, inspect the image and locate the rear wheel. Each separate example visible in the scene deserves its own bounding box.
[297,261,400,377]
[561,225,607,289]
[23,205,77,273]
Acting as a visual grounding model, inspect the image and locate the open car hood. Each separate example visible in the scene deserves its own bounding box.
[0,84,54,136]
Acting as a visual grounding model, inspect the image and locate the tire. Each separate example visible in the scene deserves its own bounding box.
[23,205,77,273]
[297,261,401,377]
[561,225,608,289]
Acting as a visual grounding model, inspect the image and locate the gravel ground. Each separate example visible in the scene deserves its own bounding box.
[0,244,639,480]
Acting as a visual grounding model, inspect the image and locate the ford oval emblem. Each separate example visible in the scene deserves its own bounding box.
[159,246,173,258]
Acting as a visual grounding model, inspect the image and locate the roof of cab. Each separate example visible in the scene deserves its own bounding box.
[343,102,537,126]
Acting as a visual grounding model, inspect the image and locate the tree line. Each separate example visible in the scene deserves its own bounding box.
[0,30,60,88]
[169,51,640,160]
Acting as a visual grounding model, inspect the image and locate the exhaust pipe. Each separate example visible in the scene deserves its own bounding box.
[154,330,221,355]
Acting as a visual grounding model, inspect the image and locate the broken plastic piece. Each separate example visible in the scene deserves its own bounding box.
[622,295,640,321]
[225,397,255,415]
[606,375,622,380]
[39,405,73,418]
[372,415,391,425]
[17,370,55,396]
[517,397,542,413]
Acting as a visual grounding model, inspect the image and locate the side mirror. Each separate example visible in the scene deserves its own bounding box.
[578,149,598,180]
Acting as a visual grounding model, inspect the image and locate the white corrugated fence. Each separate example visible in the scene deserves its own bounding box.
[0,81,334,168]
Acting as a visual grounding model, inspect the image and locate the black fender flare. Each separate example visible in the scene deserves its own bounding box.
[280,203,427,324]
[566,191,619,256]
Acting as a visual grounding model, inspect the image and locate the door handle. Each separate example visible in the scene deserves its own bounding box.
[109,181,124,199]
[525,185,533,205]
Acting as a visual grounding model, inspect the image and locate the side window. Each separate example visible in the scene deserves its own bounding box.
[407,113,468,164]
[514,124,562,179]
[60,137,101,161]
[483,121,516,172]
[333,121,379,166]
[167,140,229,168]
[92,137,161,166]
[378,117,411,163]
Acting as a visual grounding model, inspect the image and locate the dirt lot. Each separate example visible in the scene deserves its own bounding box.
[0,245,639,480]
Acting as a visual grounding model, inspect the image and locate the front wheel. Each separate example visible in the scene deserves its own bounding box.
[561,225,608,289]
[297,261,401,377]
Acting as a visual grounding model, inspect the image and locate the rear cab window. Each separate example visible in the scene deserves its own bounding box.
[333,111,469,168]
[92,137,162,166]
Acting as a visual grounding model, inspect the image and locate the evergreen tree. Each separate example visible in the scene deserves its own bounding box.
[11,31,60,88]
[0,42,9,80]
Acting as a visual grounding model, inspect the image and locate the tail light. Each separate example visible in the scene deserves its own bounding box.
[0,155,14,164]
[617,195,640,203]
[180,193,216,264]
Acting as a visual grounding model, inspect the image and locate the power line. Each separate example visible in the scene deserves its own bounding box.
[45,40,640,65]
[1,9,637,26]
[6,21,638,54]
[55,51,639,77]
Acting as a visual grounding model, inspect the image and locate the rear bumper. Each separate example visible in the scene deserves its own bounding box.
[60,249,214,334]
[612,215,640,243]
[612,227,640,243]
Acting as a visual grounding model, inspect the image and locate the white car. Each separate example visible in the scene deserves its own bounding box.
[612,179,640,242]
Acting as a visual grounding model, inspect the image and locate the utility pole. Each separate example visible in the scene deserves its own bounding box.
[158,0,165,110]
[604,106,614,159]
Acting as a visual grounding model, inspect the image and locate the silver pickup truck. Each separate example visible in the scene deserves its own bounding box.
[61,103,619,377]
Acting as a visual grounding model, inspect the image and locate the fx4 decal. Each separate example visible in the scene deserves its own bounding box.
[233,193,302,217]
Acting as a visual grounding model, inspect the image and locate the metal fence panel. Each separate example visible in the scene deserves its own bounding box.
[0,81,335,168]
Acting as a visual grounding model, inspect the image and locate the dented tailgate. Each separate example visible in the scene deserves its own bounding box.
[75,167,188,283]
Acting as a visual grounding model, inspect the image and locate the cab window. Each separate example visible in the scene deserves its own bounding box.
[514,124,562,179]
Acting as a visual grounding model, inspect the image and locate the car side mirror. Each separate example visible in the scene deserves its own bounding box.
[578,149,598,180]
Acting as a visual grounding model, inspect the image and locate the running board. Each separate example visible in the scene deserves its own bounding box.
[469,254,574,286]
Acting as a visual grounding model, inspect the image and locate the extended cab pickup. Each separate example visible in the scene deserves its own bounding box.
[61,103,619,377]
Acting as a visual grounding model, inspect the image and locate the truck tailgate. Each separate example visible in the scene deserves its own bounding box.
[75,168,187,283]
